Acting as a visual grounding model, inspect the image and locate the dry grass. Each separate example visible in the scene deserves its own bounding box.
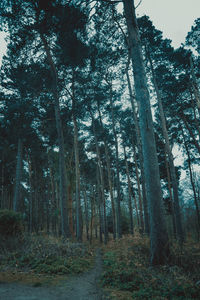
[101,234,200,300]
[0,233,95,285]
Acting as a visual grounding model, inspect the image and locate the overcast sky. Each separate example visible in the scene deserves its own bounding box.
[136,0,200,48]
[0,0,199,63]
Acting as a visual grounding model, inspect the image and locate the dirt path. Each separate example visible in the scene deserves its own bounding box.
[0,249,106,300]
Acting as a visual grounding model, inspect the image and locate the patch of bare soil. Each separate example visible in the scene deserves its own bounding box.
[0,249,106,300]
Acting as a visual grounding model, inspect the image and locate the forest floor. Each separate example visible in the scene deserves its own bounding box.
[0,248,106,300]
[1,234,200,300]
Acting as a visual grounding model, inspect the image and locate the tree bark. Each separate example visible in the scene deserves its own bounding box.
[27,153,33,233]
[109,84,122,238]
[164,150,177,239]
[147,50,184,244]
[13,138,23,212]
[123,144,134,234]
[123,0,170,264]
[72,71,82,242]
[97,105,116,239]
[132,142,144,233]
[126,66,149,235]
[83,187,89,241]
[96,166,103,243]
[40,34,70,238]
[90,113,108,244]
[181,125,200,234]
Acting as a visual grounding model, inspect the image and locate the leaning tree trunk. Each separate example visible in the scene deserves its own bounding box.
[123,0,170,265]
[147,50,184,245]
[13,138,23,212]
[41,34,70,238]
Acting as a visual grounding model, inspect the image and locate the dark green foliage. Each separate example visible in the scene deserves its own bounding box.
[0,209,23,237]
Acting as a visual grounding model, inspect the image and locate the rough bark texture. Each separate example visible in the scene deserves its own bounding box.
[13,138,23,212]
[123,0,170,264]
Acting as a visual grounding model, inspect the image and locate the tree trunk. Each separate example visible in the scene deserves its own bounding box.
[132,142,144,233]
[147,50,184,244]
[164,151,177,239]
[90,113,108,244]
[40,34,70,238]
[90,191,94,244]
[126,66,149,235]
[71,69,82,241]
[27,154,33,233]
[97,105,116,239]
[131,187,140,228]
[181,125,200,235]
[96,166,103,243]
[181,113,200,154]
[68,184,75,237]
[123,144,134,234]
[13,138,23,212]
[123,0,170,264]
[83,187,89,241]
[109,85,122,238]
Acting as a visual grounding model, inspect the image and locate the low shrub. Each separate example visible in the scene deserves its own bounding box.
[0,209,23,237]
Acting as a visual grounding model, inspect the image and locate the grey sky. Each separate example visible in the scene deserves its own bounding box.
[0,0,199,63]
[136,0,200,48]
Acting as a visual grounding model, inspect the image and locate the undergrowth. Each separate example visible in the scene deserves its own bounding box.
[0,234,94,284]
[101,234,200,300]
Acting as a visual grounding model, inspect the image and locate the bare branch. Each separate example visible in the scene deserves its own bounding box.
[135,0,142,9]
